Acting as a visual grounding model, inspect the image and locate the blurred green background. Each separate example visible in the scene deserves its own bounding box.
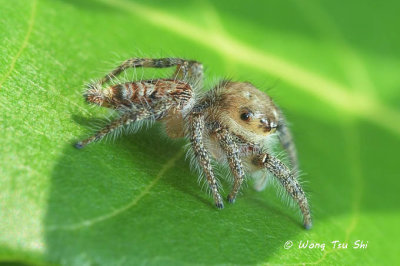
[1,0,399,265]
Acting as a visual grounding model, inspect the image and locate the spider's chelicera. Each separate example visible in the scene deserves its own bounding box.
[76,58,312,229]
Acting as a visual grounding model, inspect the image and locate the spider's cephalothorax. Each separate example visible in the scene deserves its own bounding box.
[76,58,312,229]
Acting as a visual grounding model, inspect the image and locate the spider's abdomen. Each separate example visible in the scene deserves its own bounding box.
[86,79,194,111]
[85,78,195,139]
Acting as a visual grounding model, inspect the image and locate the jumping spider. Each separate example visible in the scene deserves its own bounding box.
[75,58,312,229]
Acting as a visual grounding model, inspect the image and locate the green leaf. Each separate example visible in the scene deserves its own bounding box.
[1,0,399,264]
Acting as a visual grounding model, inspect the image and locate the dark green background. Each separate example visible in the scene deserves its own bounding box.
[1,0,399,265]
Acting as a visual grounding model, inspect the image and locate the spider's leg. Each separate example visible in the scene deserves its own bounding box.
[96,58,203,86]
[75,109,151,149]
[252,153,312,229]
[172,60,203,89]
[189,113,224,209]
[215,128,245,203]
[277,109,299,174]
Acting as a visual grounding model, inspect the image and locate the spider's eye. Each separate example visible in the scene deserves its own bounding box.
[240,112,251,121]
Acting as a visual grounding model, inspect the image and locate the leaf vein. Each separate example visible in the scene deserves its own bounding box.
[46,149,185,231]
[0,0,37,89]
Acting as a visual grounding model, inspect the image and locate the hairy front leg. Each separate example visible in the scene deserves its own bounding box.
[190,113,224,208]
[215,128,245,203]
[253,153,312,229]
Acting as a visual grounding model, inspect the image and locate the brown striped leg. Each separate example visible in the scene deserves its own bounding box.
[253,153,312,229]
[189,113,224,208]
[96,58,203,86]
[75,109,151,149]
[215,128,245,203]
[172,60,203,88]
[277,109,299,174]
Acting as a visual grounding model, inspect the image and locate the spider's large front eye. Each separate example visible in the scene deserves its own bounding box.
[240,112,251,121]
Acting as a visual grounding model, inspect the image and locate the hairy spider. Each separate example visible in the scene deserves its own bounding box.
[75,58,312,229]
